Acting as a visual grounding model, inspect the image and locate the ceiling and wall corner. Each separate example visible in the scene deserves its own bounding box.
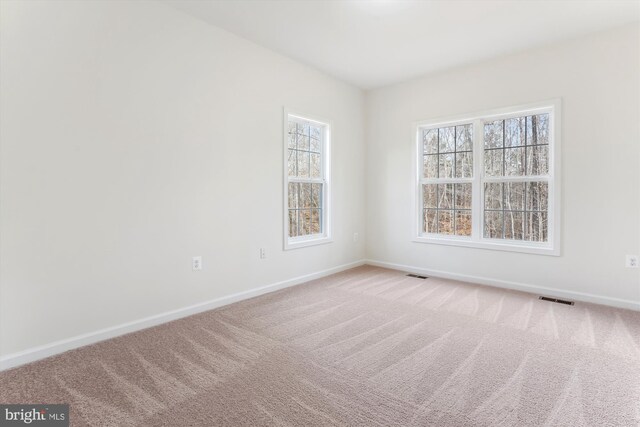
[162,0,640,89]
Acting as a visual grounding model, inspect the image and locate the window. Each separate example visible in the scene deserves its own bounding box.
[284,110,331,249]
[422,124,474,237]
[414,101,560,255]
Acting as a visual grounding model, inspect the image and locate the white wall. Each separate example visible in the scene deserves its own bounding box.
[0,0,365,357]
[365,24,640,308]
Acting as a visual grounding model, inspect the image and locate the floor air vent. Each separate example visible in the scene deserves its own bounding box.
[539,296,574,306]
[407,274,428,279]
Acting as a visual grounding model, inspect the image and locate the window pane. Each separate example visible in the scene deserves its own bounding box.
[298,210,310,236]
[310,125,321,140]
[300,183,312,208]
[484,121,503,149]
[484,211,504,239]
[288,183,299,209]
[288,127,297,149]
[424,154,438,178]
[526,114,549,145]
[438,183,453,209]
[310,153,321,178]
[299,122,310,136]
[289,210,298,237]
[456,124,473,151]
[439,127,455,153]
[484,183,503,210]
[310,137,321,153]
[311,209,321,234]
[504,211,524,240]
[425,209,437,233]
[484,149,503,177]
[526,211,548,242]
[288,149,297,176]
[504,117,525,147]
[526,182,548,212]
[455,183,472,209]
[438,210,454,235]
[423,184,437,209]
[505,182,525,211]
[423,129,438,154]
[504,147,525,176]
[526,145,549,175]
[456,210,472,236]
[311,183,322,208]
[298,134,310,151]
[297,151,310,177]
[455,151,473,178]
[438,153,454,178]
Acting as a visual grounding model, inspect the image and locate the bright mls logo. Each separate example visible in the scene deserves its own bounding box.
[0,405,68,426]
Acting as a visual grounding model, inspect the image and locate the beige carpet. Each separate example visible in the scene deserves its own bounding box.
[1,266,639,426]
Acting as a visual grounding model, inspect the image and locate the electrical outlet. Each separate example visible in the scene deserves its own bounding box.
[260,248,266,259]
[626,255,639,268]
[353,232,359,243]
[192,256,202,271]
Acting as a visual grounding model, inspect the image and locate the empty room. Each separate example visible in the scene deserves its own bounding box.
[0,0,639,426]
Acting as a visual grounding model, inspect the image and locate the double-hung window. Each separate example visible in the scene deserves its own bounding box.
[284,110,331,249]
[415,101,560,255]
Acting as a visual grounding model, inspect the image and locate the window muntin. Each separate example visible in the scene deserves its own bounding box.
[415,102,558,255]
[285,112,330,249]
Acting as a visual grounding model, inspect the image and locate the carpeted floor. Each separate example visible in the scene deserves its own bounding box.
[1,266,639,426]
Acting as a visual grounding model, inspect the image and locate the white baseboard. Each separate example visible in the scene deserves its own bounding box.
[365,259,640,311]
[0,260,365,372]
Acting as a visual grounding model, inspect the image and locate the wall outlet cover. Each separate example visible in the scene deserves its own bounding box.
[192,256,202,271]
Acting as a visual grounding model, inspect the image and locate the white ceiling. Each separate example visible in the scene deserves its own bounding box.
[163,0,640,89]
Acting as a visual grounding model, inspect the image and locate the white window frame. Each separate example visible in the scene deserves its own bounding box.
[412,99,561,256]
[283,108,332,250]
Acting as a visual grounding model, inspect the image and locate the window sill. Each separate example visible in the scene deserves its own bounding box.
[285,235,333,250]
[412,235,559,256]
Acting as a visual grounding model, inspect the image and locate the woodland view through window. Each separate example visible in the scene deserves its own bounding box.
[284,112,330,249]
[416,102,559,255]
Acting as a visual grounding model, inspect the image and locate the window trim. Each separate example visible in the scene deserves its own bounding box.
[283,108,333,250]
[412,99,561,256]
